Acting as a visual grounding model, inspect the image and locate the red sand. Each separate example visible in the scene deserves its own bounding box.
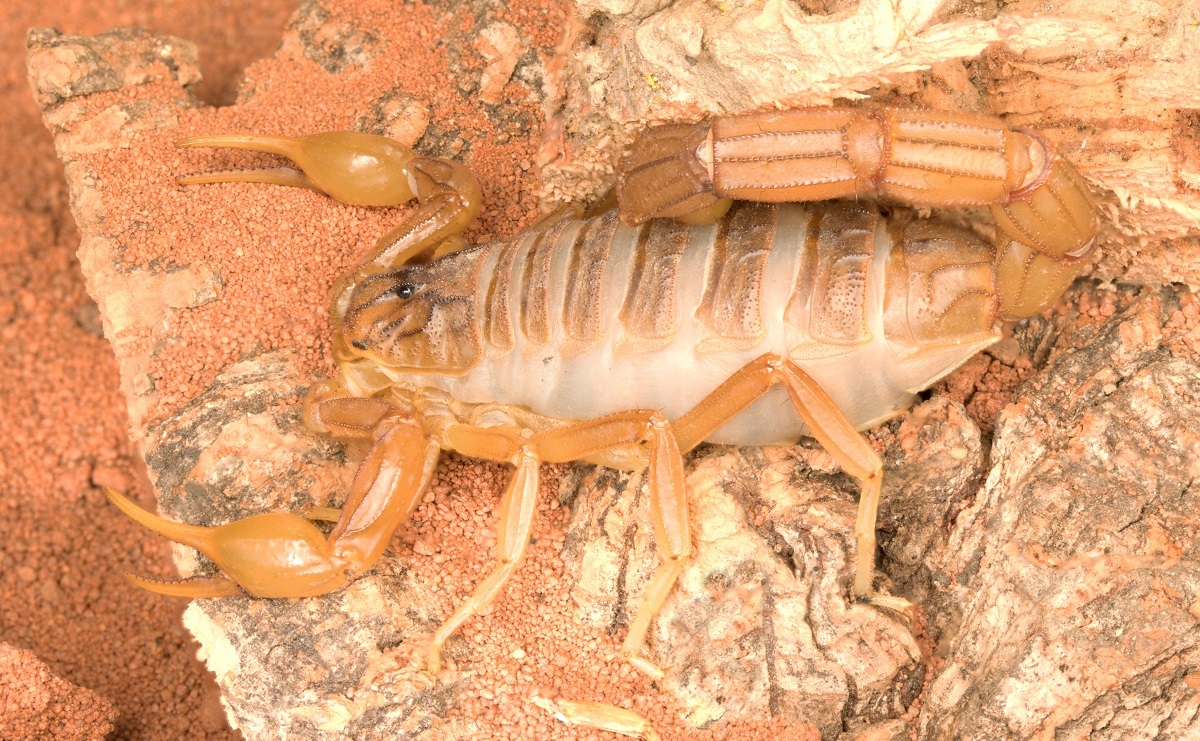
[1,2,292,738]
[0,643,117,740]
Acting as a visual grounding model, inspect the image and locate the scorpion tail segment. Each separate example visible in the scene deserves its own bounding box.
[990,141,1099,320]
[176,132,418,208]
[123,572,242,599]
[991,139,1099,260]
[105,487,351,598]
[616,122,731,225]
[994,234,1092,320]
[621,108,1045,222]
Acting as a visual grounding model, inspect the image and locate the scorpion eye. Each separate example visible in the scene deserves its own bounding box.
[393,284,417,300]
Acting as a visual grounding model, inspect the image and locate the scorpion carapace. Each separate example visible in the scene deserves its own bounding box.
[108,105,1098,737]
[341,247,485,373]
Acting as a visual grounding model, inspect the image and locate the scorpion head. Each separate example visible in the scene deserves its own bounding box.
[339,246,484,375]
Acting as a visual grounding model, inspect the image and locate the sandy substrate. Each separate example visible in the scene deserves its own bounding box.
[0,2,292,738]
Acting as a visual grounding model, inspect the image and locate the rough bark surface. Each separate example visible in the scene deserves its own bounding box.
[146,351,477,737]
[919,286,1200,738]
[27,0,1200,739]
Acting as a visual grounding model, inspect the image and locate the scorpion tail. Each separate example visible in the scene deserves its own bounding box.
[991,136,1099,320]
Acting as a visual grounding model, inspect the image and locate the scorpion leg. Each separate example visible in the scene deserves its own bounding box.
[426,368,902,736]
[390,414,681,735]
[425,445,540,675]
[531,697,662,741]
[111,393,440,599]
[672,355,909,612]
[430,411,690,681]
[529,411,691,681]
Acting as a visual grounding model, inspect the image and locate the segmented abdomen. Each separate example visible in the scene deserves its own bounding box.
[447,203,1000,445]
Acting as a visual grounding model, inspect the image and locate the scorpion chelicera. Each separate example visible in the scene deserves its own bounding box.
[108,106,1098,737]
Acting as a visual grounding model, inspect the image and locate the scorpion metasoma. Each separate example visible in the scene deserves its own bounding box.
[108,105,1098,737]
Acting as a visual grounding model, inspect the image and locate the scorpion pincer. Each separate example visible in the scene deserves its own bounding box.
[107,106,1097,736]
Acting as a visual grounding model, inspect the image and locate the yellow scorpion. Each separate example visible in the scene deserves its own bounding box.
[108,105,1097,737]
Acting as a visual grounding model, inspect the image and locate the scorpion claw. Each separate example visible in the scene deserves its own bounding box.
[176,166,320,192]
[122,572,242,599]
[105,487,351,598]
[175,132,418,208]
[106,486,218,549]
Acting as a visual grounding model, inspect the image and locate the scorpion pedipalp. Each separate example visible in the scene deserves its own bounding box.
[122,572,242,599]
[106,487,352,598]
[177,131,419,207]
[106,410,440,599]
[177,131,484,330]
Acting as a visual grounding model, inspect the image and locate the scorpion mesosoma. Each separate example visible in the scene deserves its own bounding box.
[108,106,1097,737]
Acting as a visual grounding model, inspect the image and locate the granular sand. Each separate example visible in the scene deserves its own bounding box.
[0,642,117,740]
[1,2,291,738]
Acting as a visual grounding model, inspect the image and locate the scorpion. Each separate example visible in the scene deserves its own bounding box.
[107,105,1097,737]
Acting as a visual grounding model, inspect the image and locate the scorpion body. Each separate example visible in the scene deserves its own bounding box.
[352,202,1000,447]
[107,106,1099,739]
